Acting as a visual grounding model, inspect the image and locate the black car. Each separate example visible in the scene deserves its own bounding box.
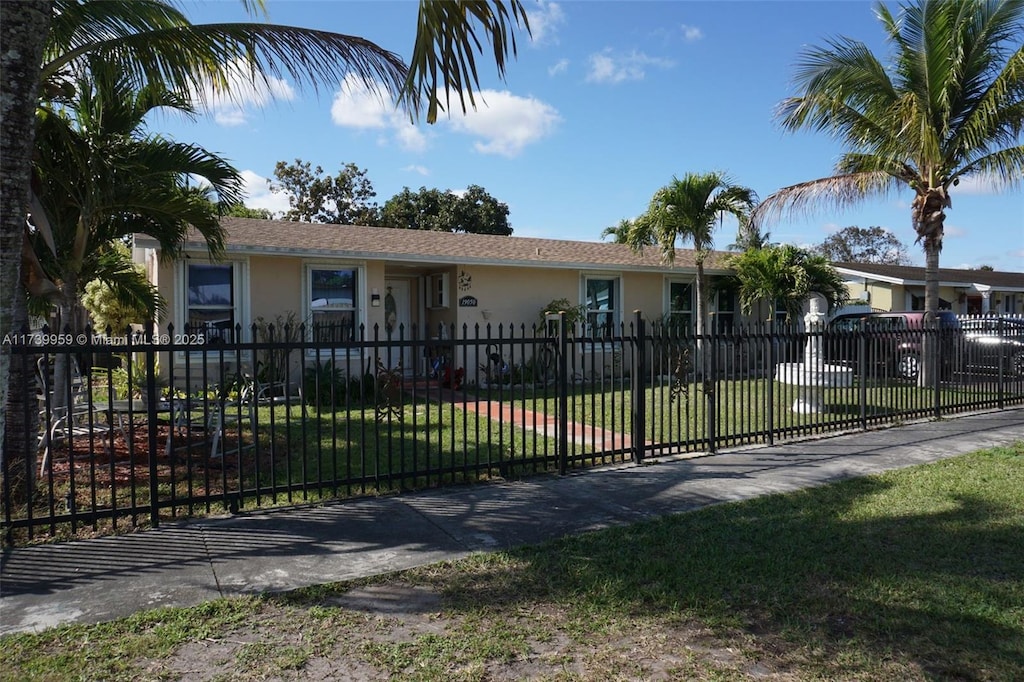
[960,316,1024,377]
[823,311,962,381]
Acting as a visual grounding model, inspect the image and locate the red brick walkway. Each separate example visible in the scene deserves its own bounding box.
[408,380,640,452]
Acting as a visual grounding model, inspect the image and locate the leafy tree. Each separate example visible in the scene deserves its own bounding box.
[815,226,910,264]
[226,204,273,220]
[381,187,451,231]
[380,184,512,235]
[753,0,1024,382]
[270,159,380,224]
[448,185,512,235]
[626,172,757,337]
[725,245,848,322]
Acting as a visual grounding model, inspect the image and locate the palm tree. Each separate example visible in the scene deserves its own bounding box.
[0,0,51,498]
[725,245,848,322]
[3,0,530,485]
[627,172,757,338]
[28,67,241,430]
[601,218,641,244]
[727,222,773,252]
[31,67,241,337]
[752,0,1024,381]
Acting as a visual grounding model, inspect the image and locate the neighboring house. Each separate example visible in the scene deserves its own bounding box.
[835,262,1024,316]
[133,217,764,379]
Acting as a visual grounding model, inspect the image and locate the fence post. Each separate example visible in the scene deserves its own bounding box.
[145,322,160,529]
[858,327,868,430]
[766,320,775,447]
[997,317,1005,410]
[931,321,941,420]
[558,311,569,475]
[632,311,646,464]
[706,328,717,454]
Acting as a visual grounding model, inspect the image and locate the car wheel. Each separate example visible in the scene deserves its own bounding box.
[1010,351,1024,378]
[895,353,920,381]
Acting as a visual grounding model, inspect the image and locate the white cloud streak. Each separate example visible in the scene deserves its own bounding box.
[585,49,674,84]
[680,23,703,42]
[548,58,570,77]
[528,0,566,46]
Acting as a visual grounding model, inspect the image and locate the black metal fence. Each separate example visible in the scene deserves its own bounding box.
[3,312,1022,545]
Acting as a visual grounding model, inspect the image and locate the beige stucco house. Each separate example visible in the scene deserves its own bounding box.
[134,217,762,379]
[836,262,1024,316]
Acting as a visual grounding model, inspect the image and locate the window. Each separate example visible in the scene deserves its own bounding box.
[186,263,236,343]
[715,288,737,332]
[667,281,693,333]
[774,298,789,325]
[308,266,361,343]
[584,276,618,339]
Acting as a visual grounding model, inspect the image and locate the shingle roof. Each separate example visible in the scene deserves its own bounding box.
[149,217,735,273]
[835,262,1024,289]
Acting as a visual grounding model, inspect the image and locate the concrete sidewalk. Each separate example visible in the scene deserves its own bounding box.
[3,408,1023,636]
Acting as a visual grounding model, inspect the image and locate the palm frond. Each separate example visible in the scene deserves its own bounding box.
[401,0,531,123]
[46,1,408,114]
[751,172,899,231]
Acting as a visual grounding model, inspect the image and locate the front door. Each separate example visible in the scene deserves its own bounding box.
[384,280,413,375]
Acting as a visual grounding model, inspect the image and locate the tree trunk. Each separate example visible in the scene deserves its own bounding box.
[914,188,947,387]
[694,257,708,378]
[1,1,52,503]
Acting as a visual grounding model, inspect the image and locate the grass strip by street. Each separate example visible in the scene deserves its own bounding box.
[4,442,1022,681]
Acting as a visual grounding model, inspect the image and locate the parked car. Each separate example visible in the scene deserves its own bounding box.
[960,316,1024,377]
[823,311,963,381]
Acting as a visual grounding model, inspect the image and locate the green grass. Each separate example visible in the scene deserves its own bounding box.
[507,376,1022,447]
[5,443,1022,681]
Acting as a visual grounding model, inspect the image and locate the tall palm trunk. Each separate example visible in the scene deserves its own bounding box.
[1,1,52,502]
[694,257,709,378]
[914,188,947,387]
[694,259,708,339]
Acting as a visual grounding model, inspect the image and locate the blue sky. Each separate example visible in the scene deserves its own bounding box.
[158,0,1023,271]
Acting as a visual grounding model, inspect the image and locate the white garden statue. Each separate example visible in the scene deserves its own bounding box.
[774,295,852,413]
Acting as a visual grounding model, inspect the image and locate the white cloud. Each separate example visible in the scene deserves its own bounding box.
[944,224,967,238]
[330,74,427,151]
[330,73,391,128]
[445,90,561,157]
[528,0,566,46]
[548,58,570,77]
[402,164,430,177]
[680,23,703,42]
[822,222,841,234]
[240,170,291,217]
[585,49,674,84]
[196,61,295,127]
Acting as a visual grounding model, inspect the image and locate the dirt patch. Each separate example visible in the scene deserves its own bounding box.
[138,584,800,681]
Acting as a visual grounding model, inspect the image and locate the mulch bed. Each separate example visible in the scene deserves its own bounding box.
[42,424,245,487]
